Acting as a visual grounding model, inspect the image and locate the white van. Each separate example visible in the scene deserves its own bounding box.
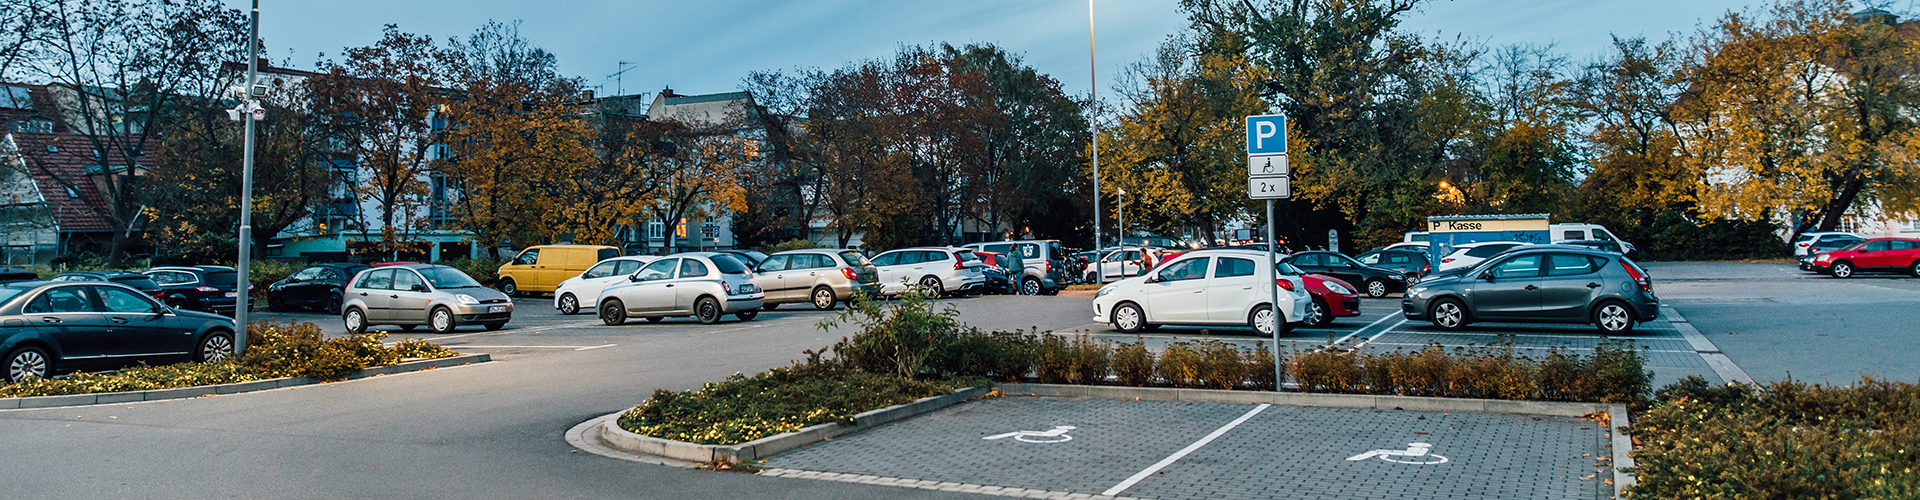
[1403,231,1429,243]
[1551,223,1637,257]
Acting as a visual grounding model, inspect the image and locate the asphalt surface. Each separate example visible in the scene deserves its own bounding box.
[1,262,1911,498]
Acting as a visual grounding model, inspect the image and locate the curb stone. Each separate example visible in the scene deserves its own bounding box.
[596,386,989,463]
[0,354,489,410]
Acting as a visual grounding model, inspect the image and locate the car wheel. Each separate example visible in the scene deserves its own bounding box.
[267,295,285,312]
[1306,296,1332,327]
[1020,277,1041,296]
[483,323,506,331]
[600,300,627,325]
[812,287,837,310]
[197,331,234,363]
[5,346,49,383]
[737,309,759,321]
[499,279,519,297]
[1910,260,1920,278]
[695,297,723,324]
[167,296,187,310]
[1594,301,1637,334]
[343,308,367,334]
[1112,303,1147,333]
[428,307,457,334]
[1365,279,1389,298]
[644,316,663,323]
[324,294,342,315]
[1429,298,1467,331]
[558,293,580,315]
[1248,304,1288,336]
[918,276,945,299]
[1833,261,1854,278]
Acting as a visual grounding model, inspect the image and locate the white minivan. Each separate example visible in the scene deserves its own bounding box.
[1091,249,1310,336]
[1551,223,1637,257]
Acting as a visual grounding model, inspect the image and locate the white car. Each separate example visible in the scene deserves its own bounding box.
[1435,241,1532,273]
[553,256,654,315]
[1091,249,1310,336]
[1793,232,1864,257]
[595,252,764,325]
[1082,246,1165,283]
[869,247,988,297]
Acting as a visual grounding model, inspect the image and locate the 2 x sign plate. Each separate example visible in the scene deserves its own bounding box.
[1249,176,1290,199]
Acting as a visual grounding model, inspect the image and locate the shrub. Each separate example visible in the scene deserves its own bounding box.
[1197,341,1246,390]
[1156,342,1201,388]
[618,358,962,445]
[1068,332,1111,385]
[0,361,259,397]
[1032,333,1073,383]
[392,339,459,359]
[1248,341,1278,391]
[1627,377,1920,498]
[820,286,964,378]
[245,260,303,300]
[1289,344,1361,393]
[924,329,998,379]
[762,238,817,253]
[987,329,1035,382]
[1112,338,1155,387]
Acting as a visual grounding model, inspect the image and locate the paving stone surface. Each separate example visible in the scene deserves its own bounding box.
[763,396,1612,500]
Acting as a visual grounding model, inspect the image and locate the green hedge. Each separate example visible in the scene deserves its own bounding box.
[1626,376,1920,498]
[619,354,963,445]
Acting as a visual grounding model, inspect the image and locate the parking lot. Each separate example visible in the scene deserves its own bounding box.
[763,395,1615,500]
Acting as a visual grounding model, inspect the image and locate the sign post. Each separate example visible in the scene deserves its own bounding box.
[1246,114,1288,387]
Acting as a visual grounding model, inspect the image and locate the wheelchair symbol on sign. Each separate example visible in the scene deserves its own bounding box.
[1346,443,1449,464]
[984,426,1076,443]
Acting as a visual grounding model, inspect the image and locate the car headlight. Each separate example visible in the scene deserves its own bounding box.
[1408,286,1428,295]
[1815,254,1831,262]
[1322,281,1353,295]
[455,294,480,305]
[1095,286,1115,298]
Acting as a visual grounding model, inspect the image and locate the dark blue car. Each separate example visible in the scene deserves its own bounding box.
[2,281,239,383]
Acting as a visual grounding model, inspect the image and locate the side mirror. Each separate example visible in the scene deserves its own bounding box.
[1345,262,1358,269]
[285,277,301,284]
[629,274,641,282]
[1479,272,1495,282]
[410,284,427,292]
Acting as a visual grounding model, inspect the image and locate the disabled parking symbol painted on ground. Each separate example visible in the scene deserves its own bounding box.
[1347,442,1449,464]
[983,425,1075,443]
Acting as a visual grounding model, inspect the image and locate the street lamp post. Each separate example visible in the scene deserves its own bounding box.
[1117,187,1125,247]
[231,0,262,356]
[1089,0,1104,285]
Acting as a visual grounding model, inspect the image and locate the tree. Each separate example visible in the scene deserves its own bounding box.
[316,26,451,258]
[942,43,1091,243]
[648,123,749,254]
[1572,37,1692,229]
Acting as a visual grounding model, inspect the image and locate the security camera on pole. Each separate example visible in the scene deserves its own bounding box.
[228,0,263,356]
[1245,113,1288,385]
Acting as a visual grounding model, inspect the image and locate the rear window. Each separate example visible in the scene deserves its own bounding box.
[956,250,981,263]
[838,251,869,267]
[710,254,750,274]
[202,271,237,287]
[0,288,28,305]
[1464,245,1511,258]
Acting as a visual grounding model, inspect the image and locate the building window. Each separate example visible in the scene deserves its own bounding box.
[646,221,663,239]
[702,223,719,240]
[64,186,78,199]
[1906,220,1920,232]
[1839,215,1860,233]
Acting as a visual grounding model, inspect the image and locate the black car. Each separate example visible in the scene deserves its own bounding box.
[0,268,37,283]
[145,266,252,316]
[717,249,768,268]
[51,271,165,300]
[1354,249,1432,283]
[266,262,370,314]
[1,281,238,382]
[1280,251,1408,298]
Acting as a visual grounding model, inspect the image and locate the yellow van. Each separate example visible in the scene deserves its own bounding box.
[496,245,620,296]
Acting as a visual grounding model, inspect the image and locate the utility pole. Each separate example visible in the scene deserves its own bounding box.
[231,0,262,356]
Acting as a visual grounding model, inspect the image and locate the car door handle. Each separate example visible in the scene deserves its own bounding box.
[359,292,368,296]
[41,317,59,323]
[1587,282,1603,289]
[111,317,128,324]
[389,295,399,299]
[1524,285,1539,291]
[665,284,675,288]
[1193,290,1204,293]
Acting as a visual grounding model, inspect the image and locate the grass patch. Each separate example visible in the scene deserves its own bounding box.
[0,321,459,398]
[1626,376,1920,498]
[618,354,969,445]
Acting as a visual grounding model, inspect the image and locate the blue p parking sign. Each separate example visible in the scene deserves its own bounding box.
[1246,115,1287,155]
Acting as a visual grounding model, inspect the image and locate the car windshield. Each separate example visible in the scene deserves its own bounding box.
[711,254,751,274]
[416,266,484,288]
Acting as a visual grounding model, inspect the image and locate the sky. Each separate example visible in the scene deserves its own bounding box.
[247,0,1776,102]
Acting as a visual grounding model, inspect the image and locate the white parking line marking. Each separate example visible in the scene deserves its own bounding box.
[574,344,617,351]
[1364,341,1695,354]
[444,344,615,349]
[1102,403,1269,497]
[1392,330,1689,341]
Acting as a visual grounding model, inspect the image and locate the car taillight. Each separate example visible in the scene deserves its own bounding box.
[1422,264,1431,274]
[954,261,966,271]
[1274,279,1295,292]
[840,268,859,280]
[1620,262,1652,292]
[196,286,220,293]
[1441,257,1455,263]
[721,280,733,295]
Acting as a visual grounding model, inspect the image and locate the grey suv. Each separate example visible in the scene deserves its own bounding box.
[1401,246,1658,334]
[962,240,1068,295]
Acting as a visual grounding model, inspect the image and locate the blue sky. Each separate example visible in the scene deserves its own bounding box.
[251,1,1766,100]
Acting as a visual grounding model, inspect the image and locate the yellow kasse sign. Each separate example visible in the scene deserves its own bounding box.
[1428,219,1549,233]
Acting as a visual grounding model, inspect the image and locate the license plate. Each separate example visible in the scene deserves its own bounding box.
[488,306,507,313]
[224,292,237,298]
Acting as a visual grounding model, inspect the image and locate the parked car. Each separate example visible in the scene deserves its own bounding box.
[596,252,764,325]
[974,251,1018,295]
[51,271,165,300]
[341,264,512,334]
[1797,233,1867,270]
[960,240,1070,295]
[552,256,654,315]
[1402,246,1659,334]
[1434,241,1533,274]
[755,249,879,310]
[495,244,620,296]
[1809,238,1920,278]
[264,263,369,314]
[869,247,988,298]
[1300,270,1362,327]
[1354,249,1432,284]
[145,266,251,316]
[1092,248,1309,335]
[1379,242,1429,253]
[1551,223,1637,259]
[0,268,37,283]
[717,249,769,268]
[2,281,238,383]
[1280,251,1407,298]
[1081,247,1165,283]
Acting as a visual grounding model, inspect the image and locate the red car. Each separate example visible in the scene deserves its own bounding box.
[1300,273,1362,327]
[1810,237,1920,278]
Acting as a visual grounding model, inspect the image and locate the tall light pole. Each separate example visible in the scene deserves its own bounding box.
[1089,0,1104,284]
[231,0,262,355]
[1117,187,1125,245]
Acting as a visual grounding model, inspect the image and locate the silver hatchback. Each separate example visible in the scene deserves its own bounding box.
[341,264,513,334]
[1401,246,1658,334]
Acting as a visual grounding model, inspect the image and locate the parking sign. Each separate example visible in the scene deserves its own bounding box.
[1245,115,1287,155]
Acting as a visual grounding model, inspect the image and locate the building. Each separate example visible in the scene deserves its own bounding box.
[0,82,134,266]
